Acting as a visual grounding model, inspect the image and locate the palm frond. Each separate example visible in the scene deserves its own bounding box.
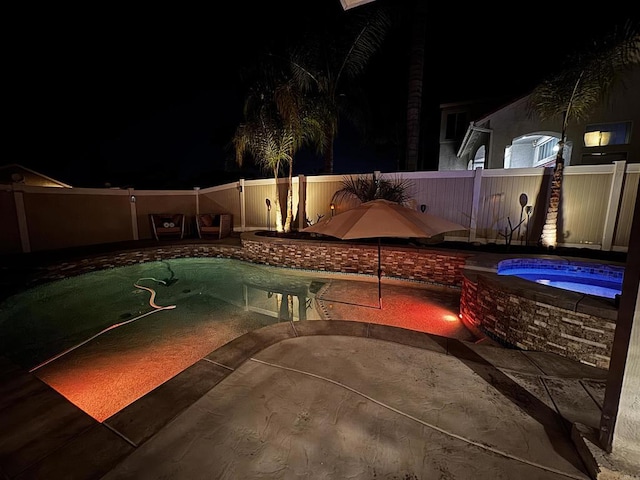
[337,6,392,82]
[237,4,393,175]
[332,173,413,204]
[232,105,293,176]
[528,19,639,124]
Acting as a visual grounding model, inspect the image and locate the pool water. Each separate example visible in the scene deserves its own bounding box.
[0,258,328,421]
[0,257,473,421]
[497,261,623,299]
[509,273,621,298]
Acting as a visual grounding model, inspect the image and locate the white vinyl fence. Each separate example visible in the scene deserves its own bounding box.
[1,162,638,254]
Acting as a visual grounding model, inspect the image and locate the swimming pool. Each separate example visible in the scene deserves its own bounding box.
[497,258,624,299]
[0,256,471,422]
[0,258,328,421]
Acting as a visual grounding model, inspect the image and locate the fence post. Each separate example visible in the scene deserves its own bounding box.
[13,186,30,253]
[239,179,246,232]
[128,188,139,240]
[602,161,626,251]
[194,187,200,216]
[298,174,306,231]
[469,167,483,242]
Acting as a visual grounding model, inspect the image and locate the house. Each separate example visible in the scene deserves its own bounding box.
[438,63,639,171]
[0,164,72,188]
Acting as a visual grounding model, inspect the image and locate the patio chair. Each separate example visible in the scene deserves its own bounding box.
[196,213,232,239]
[150,213,185,241]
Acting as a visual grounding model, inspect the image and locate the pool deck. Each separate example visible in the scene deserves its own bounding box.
[1,237,638,479]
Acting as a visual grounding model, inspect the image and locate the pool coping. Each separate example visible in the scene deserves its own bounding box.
[462,253,622,321]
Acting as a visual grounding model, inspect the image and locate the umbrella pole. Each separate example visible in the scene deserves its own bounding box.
[378,238,382,309]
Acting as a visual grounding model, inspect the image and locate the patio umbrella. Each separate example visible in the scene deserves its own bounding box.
[301,199,468,308]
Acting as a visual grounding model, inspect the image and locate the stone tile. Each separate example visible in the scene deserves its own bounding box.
[0,355,22,377]
[205,322,296,369]
[0,367,51,412]
[543,378,603,430]
[500,371,558,411]
[15,424,133,480]
[0,385,96,478]
[294,319,368,338]
[450,342,545,374]
[105,359,232,446]
[575,296,619,321]
[523,351,609,380]
[367,323,448,354]
[581,379,607,410]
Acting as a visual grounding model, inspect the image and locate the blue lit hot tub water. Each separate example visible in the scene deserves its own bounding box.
[497,259,624,299]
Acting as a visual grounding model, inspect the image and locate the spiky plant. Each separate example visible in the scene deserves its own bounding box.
[332,172,413,205]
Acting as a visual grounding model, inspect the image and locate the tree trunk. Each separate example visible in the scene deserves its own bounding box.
[323,131,335,174]
[540,147,564,248]
[404,1,427,171]
[283,162,294,232]
[273,170,284,233]
[274,196,284,233]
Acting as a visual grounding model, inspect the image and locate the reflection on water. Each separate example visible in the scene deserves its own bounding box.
[0,258,326,369]
[0,258,328,421]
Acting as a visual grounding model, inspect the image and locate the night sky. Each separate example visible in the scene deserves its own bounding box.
[8,1,635,189]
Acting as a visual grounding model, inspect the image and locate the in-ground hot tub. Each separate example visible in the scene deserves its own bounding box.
[460,256,625,369]
[497,258,624,299]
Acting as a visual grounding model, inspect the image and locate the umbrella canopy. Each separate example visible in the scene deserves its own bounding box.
[302,199,468,307]
[303,199,467,240]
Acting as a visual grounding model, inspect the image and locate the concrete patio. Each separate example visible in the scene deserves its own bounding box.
[3,317,637,479]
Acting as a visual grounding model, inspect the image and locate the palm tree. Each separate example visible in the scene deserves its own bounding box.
[233,93,294,233]
[235,79,327,232]
[285,5,392,173]
[529,20,639,248]
[272,81,327,232]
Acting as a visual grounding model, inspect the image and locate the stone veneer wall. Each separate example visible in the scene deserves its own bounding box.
[14,237,470,294]
[459,276,482,336]
[240,235,470,287]
[460,272,616,370]
[19,244,245,289]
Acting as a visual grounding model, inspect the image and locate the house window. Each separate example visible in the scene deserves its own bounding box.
[583,122,631,147]
[445,112,467,140]
[534,137,559,166]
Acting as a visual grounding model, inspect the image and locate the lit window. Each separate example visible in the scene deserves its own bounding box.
[534,137,559,166]
[584,122,630,147]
